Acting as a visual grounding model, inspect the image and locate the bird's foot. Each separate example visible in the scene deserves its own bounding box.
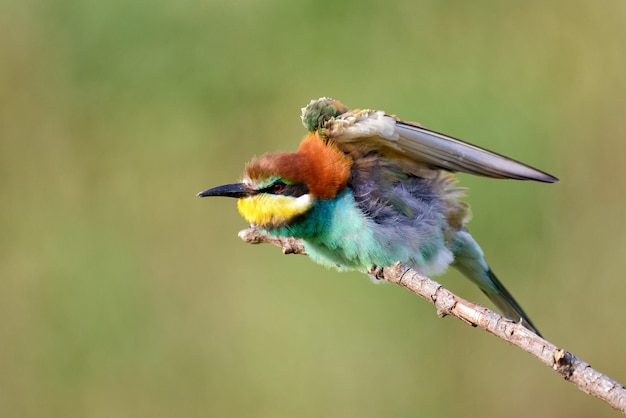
[367,265,386,282]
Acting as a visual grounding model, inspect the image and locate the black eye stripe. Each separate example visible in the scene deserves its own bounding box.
[261,182,309,197]
[283,183,309,197]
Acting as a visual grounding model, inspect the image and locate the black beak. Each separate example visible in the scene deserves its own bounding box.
[197,183,257,198]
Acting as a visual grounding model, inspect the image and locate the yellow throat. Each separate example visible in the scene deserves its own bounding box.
[237,193,313,228]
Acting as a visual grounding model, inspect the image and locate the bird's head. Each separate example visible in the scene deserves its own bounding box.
[198,132,352,229]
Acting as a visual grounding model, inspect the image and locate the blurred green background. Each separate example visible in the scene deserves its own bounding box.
[2,0,625,416]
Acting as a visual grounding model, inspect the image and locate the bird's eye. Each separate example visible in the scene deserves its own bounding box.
[271,181,286,194]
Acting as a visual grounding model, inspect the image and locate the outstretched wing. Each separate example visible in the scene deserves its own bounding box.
[393,119,558,182]
[303,99,558,183]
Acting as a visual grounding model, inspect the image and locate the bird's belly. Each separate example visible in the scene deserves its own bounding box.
[296,191,454,275]
[303,236,453,276]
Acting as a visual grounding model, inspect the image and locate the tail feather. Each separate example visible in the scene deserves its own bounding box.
[452,231,542,336]
[480,268,541,336]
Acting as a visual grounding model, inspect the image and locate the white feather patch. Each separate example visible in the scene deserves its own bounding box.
[420,247,454,276]
[331,110,400,141]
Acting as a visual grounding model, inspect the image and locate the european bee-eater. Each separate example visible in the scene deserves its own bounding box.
[198,98,558,336]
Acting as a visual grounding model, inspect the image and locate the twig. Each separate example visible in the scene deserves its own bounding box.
[239,226,626,414]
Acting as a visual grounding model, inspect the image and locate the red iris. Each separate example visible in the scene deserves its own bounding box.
[271,182,285,194]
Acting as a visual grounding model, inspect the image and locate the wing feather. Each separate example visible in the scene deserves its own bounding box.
[394,121,558,182]
[326,109,558,183]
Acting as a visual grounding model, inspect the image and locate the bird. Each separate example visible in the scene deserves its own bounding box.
[198,98,558,336]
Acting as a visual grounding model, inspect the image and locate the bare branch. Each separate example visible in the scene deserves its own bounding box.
[239,227,626,414]
[238,228,306,255]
